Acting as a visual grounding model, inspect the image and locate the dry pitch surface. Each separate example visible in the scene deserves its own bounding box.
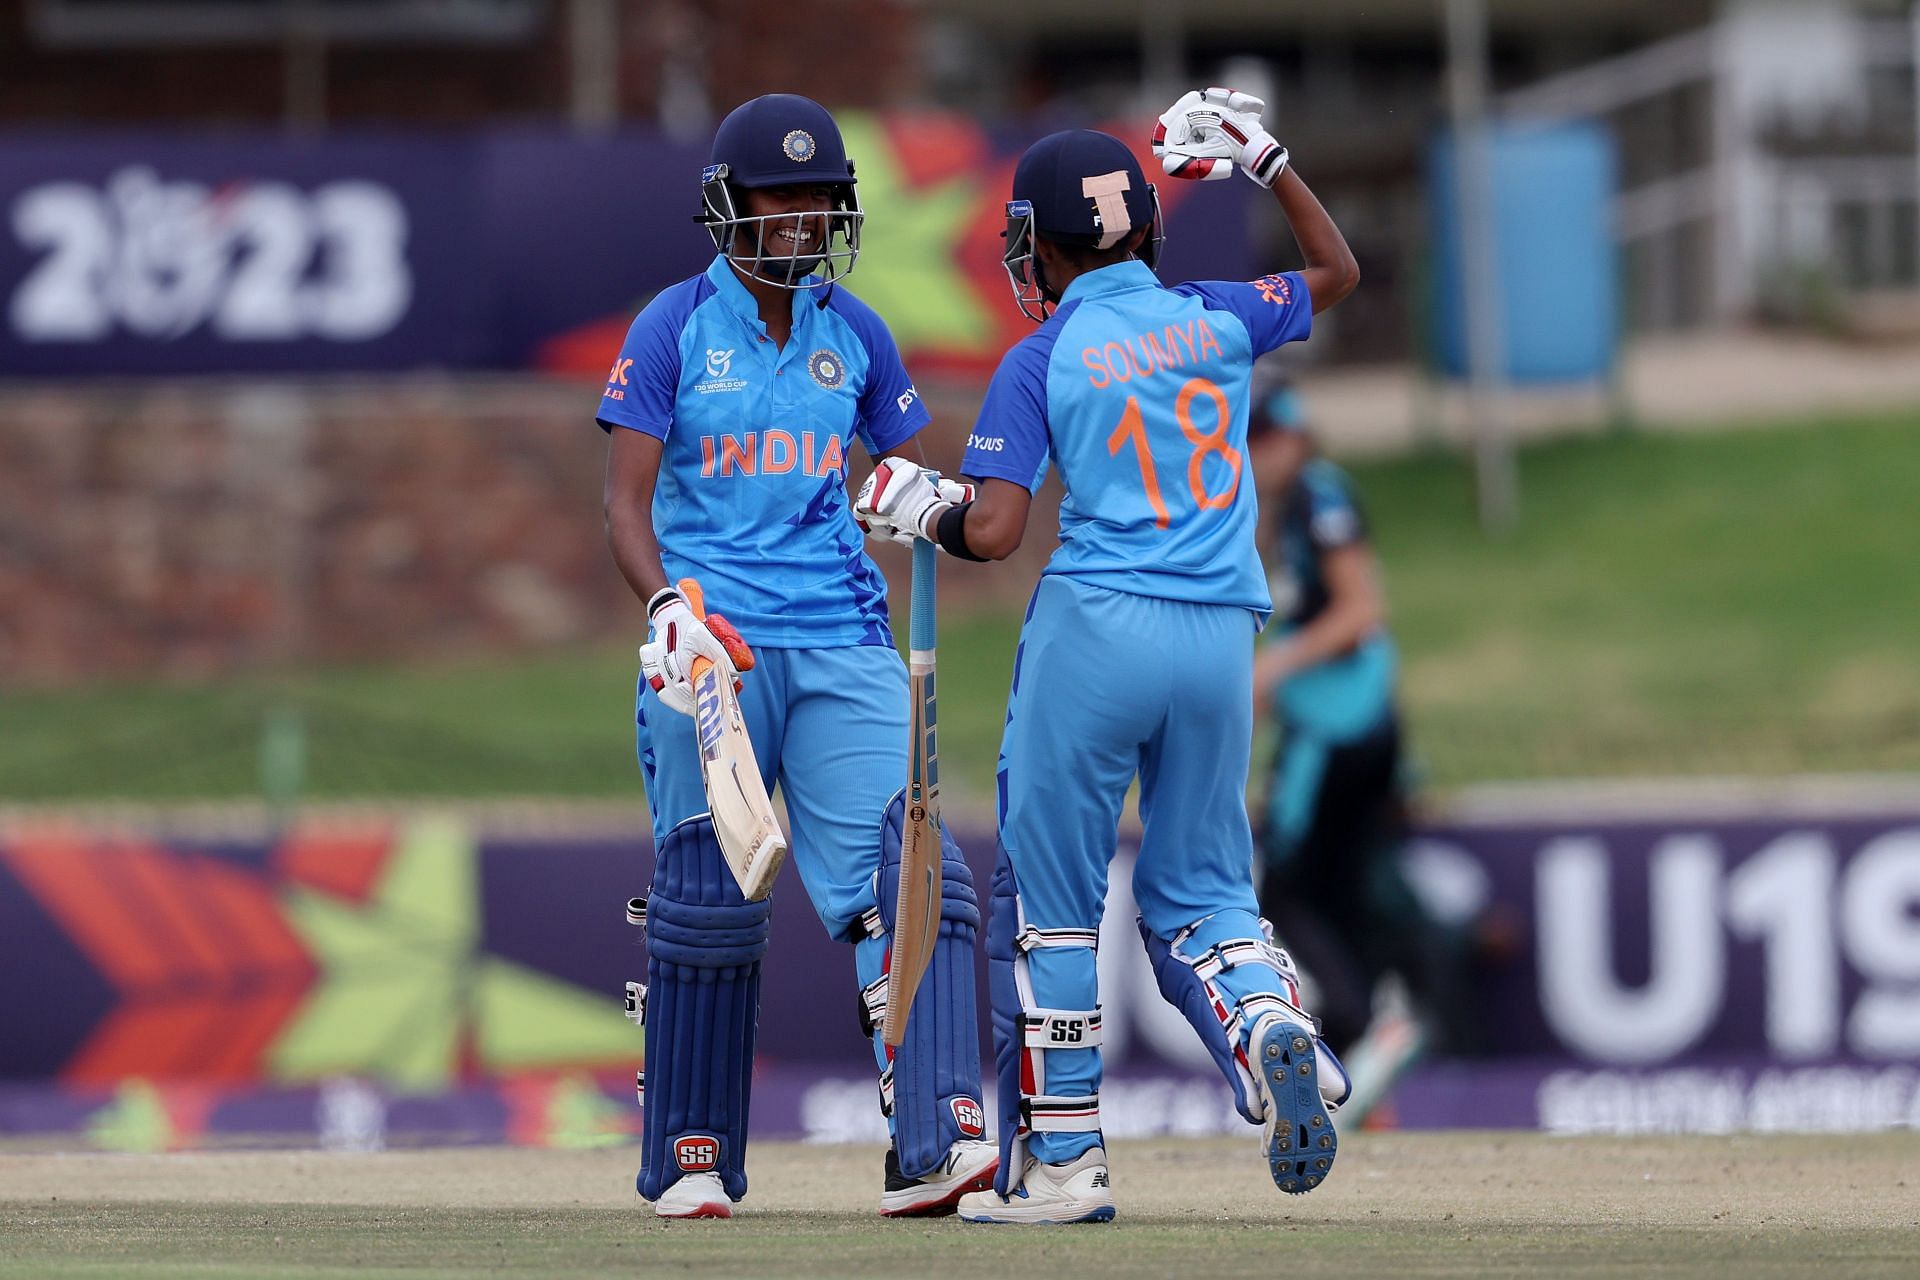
[3,1133,1918,1279]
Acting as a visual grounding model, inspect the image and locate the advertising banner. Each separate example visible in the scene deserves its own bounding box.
[0,134,492,374]
[4,808,1915,1148]
[0,121,1256,378]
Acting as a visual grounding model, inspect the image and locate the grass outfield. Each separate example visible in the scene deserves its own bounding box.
[3,410,1917,803]
[3,1135,1918,1279]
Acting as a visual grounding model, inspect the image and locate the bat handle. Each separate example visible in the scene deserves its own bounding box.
[909,538,936,652]
[675,577,707,620]
[678,579,714,683]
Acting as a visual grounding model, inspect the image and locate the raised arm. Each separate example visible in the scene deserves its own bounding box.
[1271,168,1359,314]
[1153,87,1359,313]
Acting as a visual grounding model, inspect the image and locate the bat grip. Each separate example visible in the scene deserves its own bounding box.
[675,577,707,620]
[909,538,936,651]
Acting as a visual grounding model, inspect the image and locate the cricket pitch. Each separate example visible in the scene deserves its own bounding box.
[3,1133,1917,1278]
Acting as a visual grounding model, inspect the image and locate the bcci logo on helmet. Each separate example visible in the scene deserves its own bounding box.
[950,1097,985,1138]
[782,130,817,162]
[674,1135,720,1172]
[807,349,845,389]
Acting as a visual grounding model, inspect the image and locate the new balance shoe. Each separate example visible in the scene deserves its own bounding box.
[957,1147,1115,1224]
[650,1171,732,1219]
[1252,1011,1342,1195]
[880,1138,999,1216]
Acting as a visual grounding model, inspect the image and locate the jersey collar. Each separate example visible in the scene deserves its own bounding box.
[705,254,819,336]
[1058,258,1159,306]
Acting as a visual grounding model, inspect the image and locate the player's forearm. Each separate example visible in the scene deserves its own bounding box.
[1269,595,1381,678]
[606,503,670,603]
[604,428,671,604]
[938,478,1029,561]
[1272,169,1359,313]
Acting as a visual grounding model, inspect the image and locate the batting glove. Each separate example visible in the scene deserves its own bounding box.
[854,458,973,546]
[642,586,749,717]
[1153,87,1290,188]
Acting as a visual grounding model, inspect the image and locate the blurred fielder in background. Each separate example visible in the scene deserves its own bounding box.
[597,93,993,1220]
[857,87,1360,1223]
[1246,368,1479,1115]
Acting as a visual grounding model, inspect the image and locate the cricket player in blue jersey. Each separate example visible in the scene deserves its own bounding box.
[855,90,1361,1223]
[597,94,993,1220]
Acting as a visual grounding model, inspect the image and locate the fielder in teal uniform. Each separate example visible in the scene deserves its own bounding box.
[854,89,1362,1223]
[1247,377,1479,1103]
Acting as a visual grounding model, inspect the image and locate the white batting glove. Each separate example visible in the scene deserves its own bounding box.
[854,458,973,546]
[642,586,736,717]
[1153,87,1290,188]
[639,635,694,717]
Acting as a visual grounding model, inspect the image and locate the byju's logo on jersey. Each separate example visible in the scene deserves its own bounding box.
[806,348,845,390]
[697,347,748,396]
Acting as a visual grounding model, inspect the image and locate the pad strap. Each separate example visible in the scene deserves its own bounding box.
[1019,1007,1103,1050]
[1017,923,1101,951]
[1022,1093,1102,1132]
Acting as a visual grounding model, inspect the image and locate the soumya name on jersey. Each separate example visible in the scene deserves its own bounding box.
[1081,314,1224,389]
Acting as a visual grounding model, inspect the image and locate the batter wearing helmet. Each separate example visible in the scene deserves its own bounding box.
[856,89,1360,1222]
[599,94,993,1220]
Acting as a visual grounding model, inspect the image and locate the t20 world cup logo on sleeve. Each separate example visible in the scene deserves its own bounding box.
[705,348,734,378]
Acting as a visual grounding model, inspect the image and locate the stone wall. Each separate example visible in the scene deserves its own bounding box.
[0,377,1042,687]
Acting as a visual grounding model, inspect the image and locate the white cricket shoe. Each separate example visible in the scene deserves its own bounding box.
[1252,1011,1342,1195]
[880,1138,1000,1216]
[651,1171,733,1219]
[957,1147,1115,1224]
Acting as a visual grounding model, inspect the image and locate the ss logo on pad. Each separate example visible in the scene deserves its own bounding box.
[674,1136,720,1171]
[950,1097,985,1138]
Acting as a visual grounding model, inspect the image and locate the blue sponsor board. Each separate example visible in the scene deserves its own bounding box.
[4,808,1916,1145]
[0,124,1253,378]
[0,130,708,375]
[0,134,494,373]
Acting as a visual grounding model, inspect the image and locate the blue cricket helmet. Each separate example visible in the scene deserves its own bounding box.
[1002,128,1164,322]
[709,93,859,189]
[1012,129,1155,248]
[700,94,863,289]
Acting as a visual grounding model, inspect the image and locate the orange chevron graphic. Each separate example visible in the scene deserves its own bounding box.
[273,821,395,902]
[1,828,315,1083]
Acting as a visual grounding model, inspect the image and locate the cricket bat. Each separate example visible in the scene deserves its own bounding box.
[677,577,787,901]
[882,539,942,1047]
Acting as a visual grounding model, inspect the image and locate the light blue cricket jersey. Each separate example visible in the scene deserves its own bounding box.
[962,260,1313,623]
[597,256,930,648]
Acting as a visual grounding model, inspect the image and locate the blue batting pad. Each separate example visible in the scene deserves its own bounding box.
[875,788,986,1179]
[986,850,1024,1196]
[637,814,771,1204]
[1139,917,1264,1124]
